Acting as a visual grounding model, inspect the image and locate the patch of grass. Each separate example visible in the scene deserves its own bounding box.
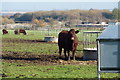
[2,41,59,55]
[2,61,96,78]
[1,30,46,40]
[2,62,119,78]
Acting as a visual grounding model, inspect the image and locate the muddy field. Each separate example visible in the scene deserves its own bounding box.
[2,38,96,66]
[2,51,97,66]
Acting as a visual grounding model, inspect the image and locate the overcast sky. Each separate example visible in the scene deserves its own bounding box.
[1,0,119,12]
[1,0,120,2]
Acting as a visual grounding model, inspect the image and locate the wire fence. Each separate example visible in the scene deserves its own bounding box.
[83,31,102,50]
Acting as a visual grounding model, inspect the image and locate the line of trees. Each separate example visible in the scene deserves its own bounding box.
[0,16,15,25]
[1,8,120,28]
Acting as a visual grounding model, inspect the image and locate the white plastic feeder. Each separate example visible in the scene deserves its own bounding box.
[44,36,58,43]
[83,48,97,60]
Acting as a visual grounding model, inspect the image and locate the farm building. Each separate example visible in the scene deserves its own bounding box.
[97,24,120,78]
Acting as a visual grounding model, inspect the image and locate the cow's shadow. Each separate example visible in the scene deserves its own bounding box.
[58,56,83,61]
[1,54,83,61]
[1,56,39,61]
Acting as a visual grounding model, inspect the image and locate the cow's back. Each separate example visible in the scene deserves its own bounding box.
[19,29,26,35]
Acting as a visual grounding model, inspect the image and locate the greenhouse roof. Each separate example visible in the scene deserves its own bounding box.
[97,25,120,40]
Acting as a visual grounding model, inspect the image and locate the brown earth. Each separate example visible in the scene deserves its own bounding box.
[2,51,96,66]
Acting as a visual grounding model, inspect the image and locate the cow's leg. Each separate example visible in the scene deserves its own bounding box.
[64,49,67,59]
[72,50,76,60]
[23,32,25,35]
[59,47,62,59]
[68,50,70,60]
[18,29,20,35]
[23,31,26,35]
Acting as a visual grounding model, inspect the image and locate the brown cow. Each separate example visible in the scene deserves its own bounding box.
[14,29,26,35]
[2,29,8,35]
[58,29,79,60]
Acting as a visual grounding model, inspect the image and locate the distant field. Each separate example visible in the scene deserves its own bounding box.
[1,29,82,40]
[1,27,103,40]
[1,29,120,79]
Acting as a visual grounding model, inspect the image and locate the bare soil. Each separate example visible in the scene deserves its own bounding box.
[2,51,96,66]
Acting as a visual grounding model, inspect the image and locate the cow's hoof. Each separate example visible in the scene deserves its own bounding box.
[72,60,76,62]
[68,59,70,61]
[73,57,76,60]
[73,59,76,61]
[59,56,62,59]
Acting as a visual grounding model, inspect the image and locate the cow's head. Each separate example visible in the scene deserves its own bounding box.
[68,29,79,40]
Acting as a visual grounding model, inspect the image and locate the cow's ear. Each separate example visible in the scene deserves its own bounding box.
[75,30,79,34]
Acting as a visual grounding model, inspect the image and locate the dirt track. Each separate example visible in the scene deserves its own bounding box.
[2,51,96,65]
